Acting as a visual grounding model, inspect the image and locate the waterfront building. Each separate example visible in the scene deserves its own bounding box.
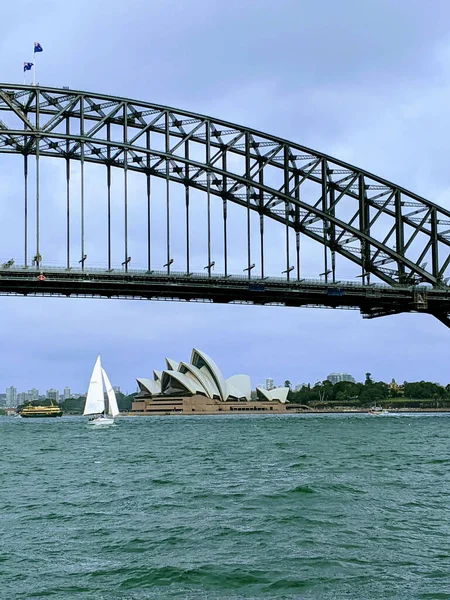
[388,378,404,396]
[6,386,17,407]
[17,392,27,404]
[133,348,289,415]
[28,388,39,401]
[341,373,356,383]
[132,395,289,415]
[46,389,59,402]
[265,378,274,391]
[327,372,356,384]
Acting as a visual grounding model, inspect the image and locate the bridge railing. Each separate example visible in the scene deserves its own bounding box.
[0,263,438,292]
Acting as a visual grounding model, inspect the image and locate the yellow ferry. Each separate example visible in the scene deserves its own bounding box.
[19,403,63,418]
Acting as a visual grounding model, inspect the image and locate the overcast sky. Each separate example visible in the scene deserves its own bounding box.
[1,0,450,394]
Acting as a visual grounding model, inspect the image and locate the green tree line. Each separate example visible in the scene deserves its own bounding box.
[59,392,137,414]
[288,374,450,408]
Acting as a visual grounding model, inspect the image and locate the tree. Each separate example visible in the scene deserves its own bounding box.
[117,393,136,412]
[284,380,291,390]
[365,372,373,385]
[59,396,85,414]
[336,391,346,403]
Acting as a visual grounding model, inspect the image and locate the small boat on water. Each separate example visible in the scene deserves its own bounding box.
[19,403,63,418]
[83,355,119,427]
[368,405,389,416]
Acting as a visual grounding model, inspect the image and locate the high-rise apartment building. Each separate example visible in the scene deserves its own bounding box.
[341,373,356,383]
[46,389,59,402]
[113,385,120,394]
[265,378,274,391]
[17,392,27,404]
[6,386,17,407]
[326,373,356,384]
[63,387,71,400]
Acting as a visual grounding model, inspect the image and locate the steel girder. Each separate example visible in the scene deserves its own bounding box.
[0,83,449,322]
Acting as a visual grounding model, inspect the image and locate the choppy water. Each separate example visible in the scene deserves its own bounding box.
[1,413,450,599]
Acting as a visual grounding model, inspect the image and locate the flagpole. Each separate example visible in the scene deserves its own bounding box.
[33,52,36,85]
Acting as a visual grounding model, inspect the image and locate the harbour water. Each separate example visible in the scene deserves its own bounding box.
[1,413,450,599]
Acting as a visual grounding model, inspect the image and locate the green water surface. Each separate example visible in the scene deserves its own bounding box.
[1,413,449,599]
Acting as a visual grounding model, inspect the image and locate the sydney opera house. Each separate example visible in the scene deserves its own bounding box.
[132,348,290,415]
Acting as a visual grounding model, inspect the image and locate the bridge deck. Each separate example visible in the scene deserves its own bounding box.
[0,266,447,320]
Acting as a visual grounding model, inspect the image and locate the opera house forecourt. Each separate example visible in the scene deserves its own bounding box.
[132,348,290,415]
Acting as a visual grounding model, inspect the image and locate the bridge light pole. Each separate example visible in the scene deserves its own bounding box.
[243,263,255,279]
[164,258,174,275]
[204,261,215,277]
[79,254,87,271]
[122,257,131,272]
[282,265,295,281]
[319,269,332,283]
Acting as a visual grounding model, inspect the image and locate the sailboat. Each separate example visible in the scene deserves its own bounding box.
[83,355,119,427]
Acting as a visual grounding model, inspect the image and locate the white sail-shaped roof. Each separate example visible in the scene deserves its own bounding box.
[256,386,289,403]
[165,358,179,371]
[136,378,161,396]
[83,355,105,415]
[137,348,263,403]
[226,375,251,400]
[161,370,207,396]
[269,387,289,403]
[198,367,221,399]
[191,349,227,401]
[256,386,271,402]
[178,361,218,398]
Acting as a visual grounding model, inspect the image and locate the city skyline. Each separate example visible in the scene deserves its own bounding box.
[2,384,122,407]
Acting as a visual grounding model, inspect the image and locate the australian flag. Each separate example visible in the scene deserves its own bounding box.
[34,42,43,53]
[23,62,33,72]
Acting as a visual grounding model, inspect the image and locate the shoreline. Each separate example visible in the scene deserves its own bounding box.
[119,407,450,417]
[5,407,449,418]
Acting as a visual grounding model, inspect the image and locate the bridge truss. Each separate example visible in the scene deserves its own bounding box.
[0,83,449,326]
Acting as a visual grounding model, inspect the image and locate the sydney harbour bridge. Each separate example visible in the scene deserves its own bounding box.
[0,83,450,326]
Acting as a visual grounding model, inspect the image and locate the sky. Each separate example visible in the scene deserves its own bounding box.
[1,0,450,394]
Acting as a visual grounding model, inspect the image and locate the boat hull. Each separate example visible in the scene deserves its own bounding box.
[87,416,115,427]
[20,412,63,418]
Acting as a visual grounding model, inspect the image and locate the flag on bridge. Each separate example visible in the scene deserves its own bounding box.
[23,62,33,72]
[34,42,43,53]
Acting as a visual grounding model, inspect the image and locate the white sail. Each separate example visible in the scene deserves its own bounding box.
[83,355,105,415]
[101,367,119,417]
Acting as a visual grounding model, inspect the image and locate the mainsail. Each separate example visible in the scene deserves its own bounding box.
[101,367,119,417]
[83,355,105,415]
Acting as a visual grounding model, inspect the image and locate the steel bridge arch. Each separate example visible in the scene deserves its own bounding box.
[0,83,450,324]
